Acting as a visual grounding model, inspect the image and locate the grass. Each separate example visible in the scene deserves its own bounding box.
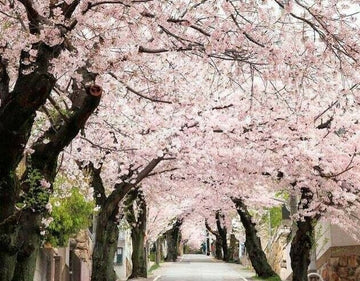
[252,275,282,281]
[148,263,160,273]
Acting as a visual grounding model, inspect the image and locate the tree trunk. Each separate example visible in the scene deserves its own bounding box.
[10,84,102,281]
[91,210,119,281]
[177,232,182,257]
[11,210,42,281]
[0,44,59,281]
[290,187,317,281]
[228,234,238,262]
[216,211,229,262]
[165,219,182,262]
[206,234,210,256]
[205,219,222,260]
[233,198,278,279]
[130,229,147,278]
[127,190,147,279]
[215,238,223,260]
[83,159,163,281]
[0,176,19,281]
[155,238,161,265]
[290,218,314,281]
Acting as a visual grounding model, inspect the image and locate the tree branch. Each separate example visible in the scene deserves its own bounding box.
[30,84,102,180]
[102,156,164,218]
[108,72,172,104]
[17,0,45,34]
[82,0,130,14]
[313,150,357,179]
[79,161,107,206]
[205,219,219,238]
[0,56,10,102]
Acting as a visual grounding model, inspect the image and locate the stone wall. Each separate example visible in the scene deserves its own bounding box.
[265,227,291,277]
[318,246,360,281]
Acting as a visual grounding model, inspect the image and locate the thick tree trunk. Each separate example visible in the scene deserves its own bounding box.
[165,219,182,262]
[220,236,228,262]
[290,187,317,281]
[233,198,278,279]
[228,234,238,262]
[11,210,42,281]
[126,190,147,279]
[0,44,59,281]
[177,232,182,257]
[130,229,147,278]
[155,238,161,265]
[215,238,223,260]
[84,158,163,281]
[11,84,102,281]
[216,211,229,262]
[91,210,119,281]
[0,176,19,281]
[290,218,314,281]
[82,163,120,281]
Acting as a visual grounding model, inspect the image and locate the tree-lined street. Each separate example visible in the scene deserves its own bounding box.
[1,1,360,281]
[153,255,254,281]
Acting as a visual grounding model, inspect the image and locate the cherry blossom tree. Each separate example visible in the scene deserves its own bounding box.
[2,2,360,281]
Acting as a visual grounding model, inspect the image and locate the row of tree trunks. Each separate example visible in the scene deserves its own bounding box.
[165,219,182,262]
[232,198,279,279]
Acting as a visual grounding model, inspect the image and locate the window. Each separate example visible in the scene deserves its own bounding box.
[114,247,123,265]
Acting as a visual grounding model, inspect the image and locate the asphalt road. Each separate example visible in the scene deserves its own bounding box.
[153,254,254,281]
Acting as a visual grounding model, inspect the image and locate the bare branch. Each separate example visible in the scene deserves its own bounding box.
[212,104,234,110]
[17,0,44,33]
[108,72,173,104]
[314,150,357,179]
[0,56,9,101]
[82,0,130,14]
[314,100,338,123]
[147,167,178,177]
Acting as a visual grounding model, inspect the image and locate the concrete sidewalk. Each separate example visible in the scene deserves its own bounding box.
[143,254,255,281]
[124,276,159,281]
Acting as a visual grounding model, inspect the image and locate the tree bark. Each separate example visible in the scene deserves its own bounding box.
[232,198,278,279]
[215,238,223,260]
[205,219,222,260]
[91,208,120,281]
[125,189,147,279]
[177,232,182,257]
[11,85,102,281]
[79,162,119,281]
[215,211,229,262]
[165,219,182,262]
[155,238,161,265]
[0,43,60,281]
[290,188,316,281]
[228,234,238,262]
[206,233,210,256]
[83,158,163,281]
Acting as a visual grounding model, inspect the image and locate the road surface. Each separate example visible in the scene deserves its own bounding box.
[152,254,254,281]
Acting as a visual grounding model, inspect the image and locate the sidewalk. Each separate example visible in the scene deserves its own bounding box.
[124,276,160,281]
